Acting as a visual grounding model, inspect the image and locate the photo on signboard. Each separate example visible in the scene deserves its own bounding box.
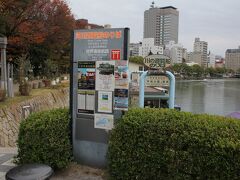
[96,61,115,91]
[94,114,114,130]
[115,60,129,89]
[78,61,95,90]
[77,90,95,114]
[98,91,113,113]
[114,89,128,111]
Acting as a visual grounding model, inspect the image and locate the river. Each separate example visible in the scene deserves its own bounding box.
[175,79,240,116]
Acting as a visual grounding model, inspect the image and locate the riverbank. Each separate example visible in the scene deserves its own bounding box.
[0,87,69,147]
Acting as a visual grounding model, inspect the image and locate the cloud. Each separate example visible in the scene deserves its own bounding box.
[68,0,240,56]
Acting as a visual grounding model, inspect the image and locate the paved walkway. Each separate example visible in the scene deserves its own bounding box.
[0,148,17,180]
[0,148,105,179]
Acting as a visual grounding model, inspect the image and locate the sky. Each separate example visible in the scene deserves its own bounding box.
[68,0,240,56]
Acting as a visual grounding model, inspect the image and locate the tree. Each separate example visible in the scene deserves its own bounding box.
[129,56,144,64]
[181,64,192,77]
[172,64,181,73]
[0,0,75,78]
[192,65,204,78]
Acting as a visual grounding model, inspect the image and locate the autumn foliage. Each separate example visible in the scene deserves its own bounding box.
[0,0,75,76]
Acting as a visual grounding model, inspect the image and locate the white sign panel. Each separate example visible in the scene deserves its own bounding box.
[96,61,115,91]
[98,91,113,113]
[94,114,114,130]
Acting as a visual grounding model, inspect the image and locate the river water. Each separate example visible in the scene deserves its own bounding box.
[175,79,240,116]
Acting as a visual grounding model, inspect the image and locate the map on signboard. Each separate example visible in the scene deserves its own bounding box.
[94,114,114,130]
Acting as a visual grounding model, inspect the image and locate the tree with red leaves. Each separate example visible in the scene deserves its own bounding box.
[0,0,75,77]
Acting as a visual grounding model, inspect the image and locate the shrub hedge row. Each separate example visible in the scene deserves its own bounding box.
[16,108,72,169]
[108,108,240,179]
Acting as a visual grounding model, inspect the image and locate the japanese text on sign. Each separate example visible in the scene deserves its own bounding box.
[76,31,122,40]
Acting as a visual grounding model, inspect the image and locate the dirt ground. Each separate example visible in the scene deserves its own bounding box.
[51,163,108,180]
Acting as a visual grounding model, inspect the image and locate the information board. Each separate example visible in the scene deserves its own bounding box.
[71,28,129,168]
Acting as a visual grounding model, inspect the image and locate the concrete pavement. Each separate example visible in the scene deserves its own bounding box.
[0,148,17,180]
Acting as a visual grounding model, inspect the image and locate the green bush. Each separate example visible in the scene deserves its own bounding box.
[16,108,72,169]
[108,108,240,179]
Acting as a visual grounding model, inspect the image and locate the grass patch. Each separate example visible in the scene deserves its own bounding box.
[0,82,69,109]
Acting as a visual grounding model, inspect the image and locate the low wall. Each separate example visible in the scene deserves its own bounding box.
[0,88,69,147]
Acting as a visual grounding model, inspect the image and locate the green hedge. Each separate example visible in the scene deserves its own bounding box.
[16,108,72,169]
[108,108,240,179]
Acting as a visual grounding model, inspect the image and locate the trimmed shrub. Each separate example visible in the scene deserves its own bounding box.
[16,108,72,169]
[108,108,240,179]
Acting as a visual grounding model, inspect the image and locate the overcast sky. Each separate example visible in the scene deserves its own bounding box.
[68,0,240,56]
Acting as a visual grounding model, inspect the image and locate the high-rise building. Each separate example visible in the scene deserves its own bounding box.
[193,38,208,67]
[225,47,240,71]
[144,3,179,46]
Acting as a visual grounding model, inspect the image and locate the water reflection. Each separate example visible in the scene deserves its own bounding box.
[175,79,240,116]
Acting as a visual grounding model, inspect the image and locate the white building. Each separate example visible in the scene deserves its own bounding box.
[129,43,140,57]
[129,61,144,72]
[139,38,163,57]
[193,38,208,67]
[208,52,215,68]
[165,41,186,64]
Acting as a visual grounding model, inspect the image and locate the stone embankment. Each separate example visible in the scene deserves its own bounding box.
[0,88,69,147]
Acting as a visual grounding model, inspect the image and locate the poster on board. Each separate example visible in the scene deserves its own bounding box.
[96,61,115,91]
[78,61,95,90]
[78,90,95,114]
[94,114,114,130]
[115,60,129,89]
[114,89,128,111]
[98,91,113,113]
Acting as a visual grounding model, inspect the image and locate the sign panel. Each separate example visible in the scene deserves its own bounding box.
[96,61,115,91]
[78,62,95,90]
[114,89,129,111]
[115,61,129,89]
[111,49,121,60]
[74,29,126,61]
[94,114,114,130]
[98,91,113,113]
[144,55,170,70]
[71,28,129,168]
[77,90,95,114]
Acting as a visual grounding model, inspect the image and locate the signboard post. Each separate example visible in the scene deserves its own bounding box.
[139,54,175,108]
[71,28,129,168]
